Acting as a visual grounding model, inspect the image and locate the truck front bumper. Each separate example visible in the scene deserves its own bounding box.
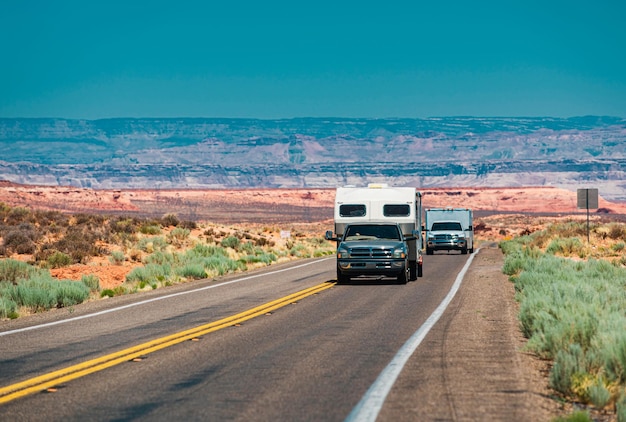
[427,239,466,251]
[338,259,406,277]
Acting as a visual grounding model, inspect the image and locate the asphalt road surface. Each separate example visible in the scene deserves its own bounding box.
[0,251,506,421]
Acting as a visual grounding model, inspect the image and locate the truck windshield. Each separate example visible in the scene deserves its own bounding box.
[344,225,401,241]
[431,222,463,231]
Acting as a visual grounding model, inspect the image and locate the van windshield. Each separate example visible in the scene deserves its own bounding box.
[431,222,463,231]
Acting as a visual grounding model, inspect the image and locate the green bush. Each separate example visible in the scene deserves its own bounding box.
[175,264,207,279]
[553,410,592,422]
[0,296,18,319]
[502,231,626,409]
[0,259,45,284]
[161,213,180,227]
[6,276,90,311]
[126,263,172,287]
[109,250,125,264]
[54,280,91,307]
[81,274,100,292]
[221,236,240,249]
[47,251,72,268]
[140,224,162,235]
[100,286,126,298]
[137,236,168,253]
[167,227,190,245]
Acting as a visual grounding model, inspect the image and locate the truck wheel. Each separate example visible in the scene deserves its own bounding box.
[461,247,468,255]
[397,270,408,284]
[469,248,474,253]
[417,263,423,277]
[337,269,349,284]
[409,262,417,281]
[426,247,433,255]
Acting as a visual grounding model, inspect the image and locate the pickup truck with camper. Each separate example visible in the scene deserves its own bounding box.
[424,208,474,255]
[325,184,423,282]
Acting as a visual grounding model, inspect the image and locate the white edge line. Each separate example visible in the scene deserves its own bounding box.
[0,258,333,337]
[345,249,480,422]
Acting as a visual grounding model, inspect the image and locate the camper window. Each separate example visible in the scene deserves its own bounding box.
[339,204,366,217]
[383,204,410,217]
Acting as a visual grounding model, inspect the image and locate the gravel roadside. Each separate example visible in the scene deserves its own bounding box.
[380,243,563,421]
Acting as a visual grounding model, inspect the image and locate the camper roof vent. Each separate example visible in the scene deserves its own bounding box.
[367,183,389,189]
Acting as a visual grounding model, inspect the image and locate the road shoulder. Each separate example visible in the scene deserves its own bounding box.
[380,243,562,421]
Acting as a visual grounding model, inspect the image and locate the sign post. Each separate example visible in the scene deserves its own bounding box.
[577,188,598,243]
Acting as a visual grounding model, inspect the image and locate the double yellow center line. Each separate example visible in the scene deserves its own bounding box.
[0,281,335,404]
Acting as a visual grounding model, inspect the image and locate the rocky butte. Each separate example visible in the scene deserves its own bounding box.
[0,116,624,201]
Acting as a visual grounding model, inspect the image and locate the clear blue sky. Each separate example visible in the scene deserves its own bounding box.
[1,1,625,119]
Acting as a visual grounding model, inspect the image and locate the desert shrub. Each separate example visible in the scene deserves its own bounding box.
[126,263,172,287]
[238,241,255,254]
[608,223,626,241]
[202,255,245,276]
[188,243,227,258]
[179,220,197,230]
[100,286,126,298]
[108,217,138,234]
[175,263,207,279]
[2,224,39,254]
[0,296,18,319]
[109,250,125,264]
[221,236,240,249]
[5,207,31,225]
[617,395,626,422]
[140,224,161,235]
[47,251,72,268]
[238,252,277,265]
[0,259,45,284]
[167,227,190,246]
[289,244,309,258]
[1,273,91,311]
[137,236,168,253]
[611,242,625,253]
[161,213,180,227]
[144,250,176,266]
[128,249,143,262]
[553,410,592,422]
[81,274,100,292]
[546,237,585,257]
[51,229,102,263]
[255,236,273,247]
[53,280,90,307]
[550,343,586,394]
[503,234,626,408]
[587,377,611,409]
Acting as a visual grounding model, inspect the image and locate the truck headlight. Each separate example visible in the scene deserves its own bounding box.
[393,248,407,259]
[337,247,349,259]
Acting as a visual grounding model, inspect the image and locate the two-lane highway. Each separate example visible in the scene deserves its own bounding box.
[0,253,471,421]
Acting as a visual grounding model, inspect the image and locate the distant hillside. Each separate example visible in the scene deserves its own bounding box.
[0,116,624,200]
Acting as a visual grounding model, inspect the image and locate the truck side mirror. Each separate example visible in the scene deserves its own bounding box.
[325,230,334,240]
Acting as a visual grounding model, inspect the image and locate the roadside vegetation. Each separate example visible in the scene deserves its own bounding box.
[0,203,335,319]
[500,219,626,421]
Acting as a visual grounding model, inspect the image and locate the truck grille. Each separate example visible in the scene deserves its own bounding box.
[434,234,454,240]
[350,247,393,258]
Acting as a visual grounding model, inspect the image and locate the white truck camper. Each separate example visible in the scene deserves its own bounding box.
[327,184,423,279]
[424,208,474,255]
